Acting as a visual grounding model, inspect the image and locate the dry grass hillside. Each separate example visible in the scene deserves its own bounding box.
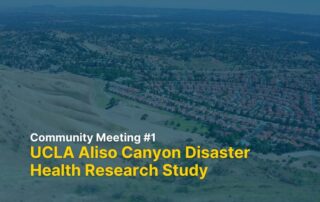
[0,67,319,202]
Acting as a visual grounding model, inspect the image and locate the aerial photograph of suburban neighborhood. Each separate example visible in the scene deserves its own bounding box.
[0,1,319,202]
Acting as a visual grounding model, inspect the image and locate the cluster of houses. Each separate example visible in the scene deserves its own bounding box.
[108,69,320,150]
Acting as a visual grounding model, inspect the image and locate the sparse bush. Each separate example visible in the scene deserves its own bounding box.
[140,113,148,120]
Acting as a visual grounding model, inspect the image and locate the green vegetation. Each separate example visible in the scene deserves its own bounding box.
[105,97,119,110]
[140,113,149,121]
[164,116,208,134]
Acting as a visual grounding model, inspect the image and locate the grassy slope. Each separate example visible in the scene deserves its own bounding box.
[0,68,319,202]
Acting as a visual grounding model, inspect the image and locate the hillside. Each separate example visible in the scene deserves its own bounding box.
[0,67,319,202]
